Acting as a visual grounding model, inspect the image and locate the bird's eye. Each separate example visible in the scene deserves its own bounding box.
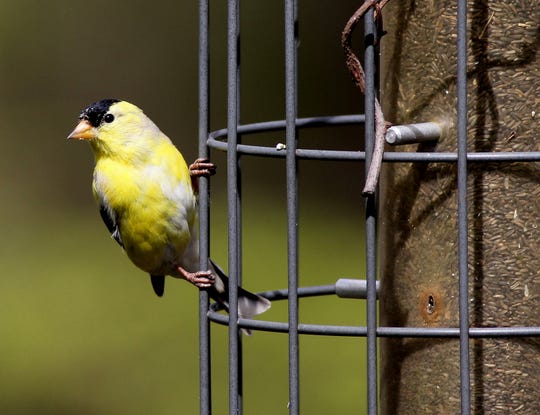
[103,113,115,123]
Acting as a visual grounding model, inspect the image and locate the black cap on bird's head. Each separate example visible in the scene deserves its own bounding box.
[68,98,121,141]
[79,98,121,127]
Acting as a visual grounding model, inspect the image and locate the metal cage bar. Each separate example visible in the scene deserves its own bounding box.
[363,4,378,415]
[226,0,244,413]
[456,0,471,413]
[285,0,300,414]
[206,116,540,162]
[198,0,211,414]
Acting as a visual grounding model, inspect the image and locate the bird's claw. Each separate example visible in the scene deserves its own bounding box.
[178,267,215,288]
[189,158,216,178]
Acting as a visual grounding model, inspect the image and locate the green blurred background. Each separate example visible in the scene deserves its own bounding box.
[1,1,369,413]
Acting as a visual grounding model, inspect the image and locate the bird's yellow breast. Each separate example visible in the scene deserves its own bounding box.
[92,140,197,275]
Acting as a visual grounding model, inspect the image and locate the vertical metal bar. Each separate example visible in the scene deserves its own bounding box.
[363,4,378,415]
[198,0,211,414]
[456,0,471,413]
[285,0,299,414]
[227,0,241,414]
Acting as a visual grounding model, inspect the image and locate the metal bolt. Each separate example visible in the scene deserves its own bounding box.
[385,122,441,145]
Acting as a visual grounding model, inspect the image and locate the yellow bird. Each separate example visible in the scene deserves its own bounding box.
[68,99,270,319]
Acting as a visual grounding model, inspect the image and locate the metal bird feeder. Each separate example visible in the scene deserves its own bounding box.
[197,1,540,414]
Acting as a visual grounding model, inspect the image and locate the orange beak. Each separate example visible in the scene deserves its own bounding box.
[67,119,97,140]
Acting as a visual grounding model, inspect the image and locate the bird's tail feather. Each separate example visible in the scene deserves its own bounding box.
[208,260,271,319]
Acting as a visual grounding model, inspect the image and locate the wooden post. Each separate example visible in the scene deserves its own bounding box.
[379,1,540,413]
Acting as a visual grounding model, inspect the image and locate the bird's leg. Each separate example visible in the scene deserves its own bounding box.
[177,266,215,288]
[189,158,216,178]
[189,158,217,194]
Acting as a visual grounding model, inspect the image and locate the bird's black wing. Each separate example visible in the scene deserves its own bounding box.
[151,275,165,297]
[99,204,124,248]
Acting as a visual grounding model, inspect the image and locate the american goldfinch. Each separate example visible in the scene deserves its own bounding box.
[67,99,270,319]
